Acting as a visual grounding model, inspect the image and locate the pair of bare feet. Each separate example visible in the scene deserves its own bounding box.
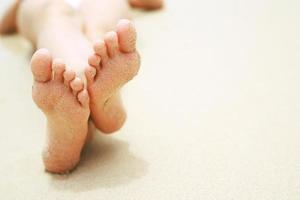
[0,0,162,173]
[31,19,139,172]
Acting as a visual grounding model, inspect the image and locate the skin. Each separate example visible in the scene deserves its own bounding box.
[129,0,163,10]
[0,0,162,173]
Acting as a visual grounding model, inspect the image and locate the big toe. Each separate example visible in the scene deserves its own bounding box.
[31,49,53,82]
[116,19,137,53]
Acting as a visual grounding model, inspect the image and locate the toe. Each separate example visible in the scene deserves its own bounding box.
[88,54,101,70]
[78,89,90,108]
[31,48,53,82]
[53,59,66,82]
[85,66,96,86]
[63,70,76,87]
[70,77,84,94]
[105,31,119,57]
[93,40,108,63]
[117,19,137,53]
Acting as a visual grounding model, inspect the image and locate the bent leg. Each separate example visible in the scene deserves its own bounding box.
[79,0,140,133]
[18,0,92,78]
[18,0,93,173]
[80,0,131,41]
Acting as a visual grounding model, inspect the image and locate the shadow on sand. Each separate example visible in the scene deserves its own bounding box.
[49,130,148,192]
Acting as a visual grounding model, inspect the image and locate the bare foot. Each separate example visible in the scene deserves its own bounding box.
[31,49,90,173]
[86,19,140,133]
[129,0,163,10]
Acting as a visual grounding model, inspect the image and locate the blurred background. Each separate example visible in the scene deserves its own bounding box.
[0,0,300,199]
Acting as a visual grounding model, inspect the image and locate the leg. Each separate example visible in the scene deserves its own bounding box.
[18,0,93,78]
[80,0,140,133]
[17,0,92,173]
[80,0,131,41]
[80,0,163,41]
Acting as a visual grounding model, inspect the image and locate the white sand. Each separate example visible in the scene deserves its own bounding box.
[0,0,300,199]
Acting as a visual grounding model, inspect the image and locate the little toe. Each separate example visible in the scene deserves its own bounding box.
[105,31,119,57]
[78,89,90,108]
[63,70,76,87]
[31,48,53,82]
[88,54,101,70]
[117,19,137,53]
[70,77,84,94]
[53,59,66,82]
[85,66,96,86]
[93,40,108,62]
